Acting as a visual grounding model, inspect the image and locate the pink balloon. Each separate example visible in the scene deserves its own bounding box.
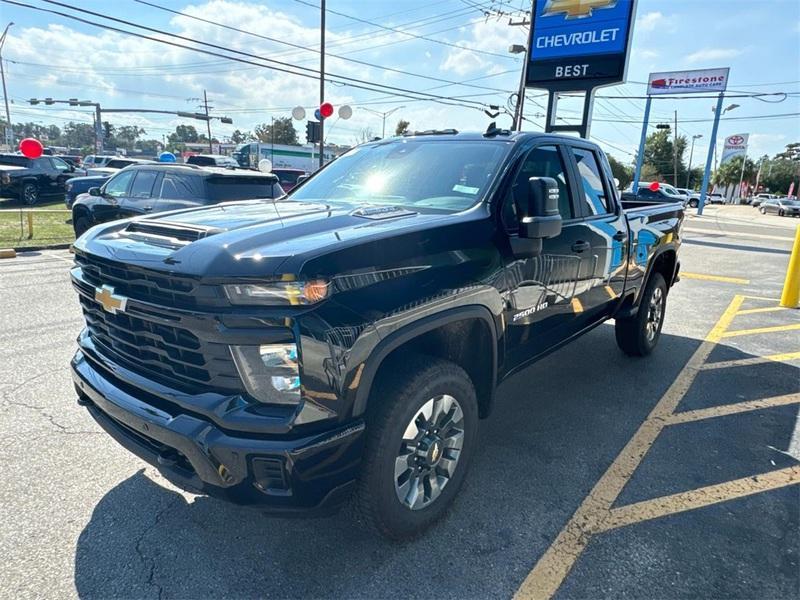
[19,138,44,159]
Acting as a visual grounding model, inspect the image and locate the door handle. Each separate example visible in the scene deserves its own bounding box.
[612,230,626,241]
[143,206,153,212]
[571,241,590,253]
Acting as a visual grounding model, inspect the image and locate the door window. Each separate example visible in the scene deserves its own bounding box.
[158,172,203,200]
[503,145,573,230]
[571,148,612,216]
[103,170,135,198]
[128,170,159,199]
[51,157,72,172]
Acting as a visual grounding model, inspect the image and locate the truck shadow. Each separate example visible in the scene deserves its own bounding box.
[72,326,800,599]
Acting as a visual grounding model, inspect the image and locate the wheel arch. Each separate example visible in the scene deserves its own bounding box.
[352,306,499,420]
[617,246,678,318]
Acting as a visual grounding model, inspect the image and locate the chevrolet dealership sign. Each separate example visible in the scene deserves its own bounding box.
[526,0,637,90]
[647,68,730,96]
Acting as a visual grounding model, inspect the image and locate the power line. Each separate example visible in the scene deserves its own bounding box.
[6,0,496,112]
[133,0,515,94]
[293,0,516,59]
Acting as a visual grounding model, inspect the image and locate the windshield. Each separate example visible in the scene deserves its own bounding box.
[290,139,509,212]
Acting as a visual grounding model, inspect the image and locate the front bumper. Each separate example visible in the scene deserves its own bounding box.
[72,349,365,514]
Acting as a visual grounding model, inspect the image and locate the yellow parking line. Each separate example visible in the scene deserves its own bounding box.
[513,295,744,600]
[736,306,790,315]
[722,323,800,338]
[604,285,617,299]
[571,298,584,313]
[742,295,781,301]
[681,272,750,284]
[596,466,800,533]
[701,352,800,370]
[666,393,800,426]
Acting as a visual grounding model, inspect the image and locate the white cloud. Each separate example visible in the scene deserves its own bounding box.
[637,12,662,32]
[439,19,525,76]
[685,47,744,64]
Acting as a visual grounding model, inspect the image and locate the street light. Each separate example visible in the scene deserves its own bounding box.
[686,134,703,188]
[359,106,406,138]
[0,22,14,148]
[509,44,527,131]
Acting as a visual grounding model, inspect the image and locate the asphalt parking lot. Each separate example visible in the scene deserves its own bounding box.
[1,206,798,599]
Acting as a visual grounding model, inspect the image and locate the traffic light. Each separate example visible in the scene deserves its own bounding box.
[44,98,55,105]
[29,98,39,105]
[306,120,321,144]
[656,123,671,130]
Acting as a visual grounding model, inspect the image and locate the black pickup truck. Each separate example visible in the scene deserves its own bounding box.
[70,130,683,539]
[0,153,79,205]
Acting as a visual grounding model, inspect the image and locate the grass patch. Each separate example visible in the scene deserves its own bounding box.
[0,208,74,248]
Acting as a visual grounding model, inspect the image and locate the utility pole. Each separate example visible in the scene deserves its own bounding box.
[737,146,748,203]
[673,110,678,187]
[318,0,325,169]
[0,23,14,149]
[203,90,213,153]
[686,134,702,189]
[359,106,405,138]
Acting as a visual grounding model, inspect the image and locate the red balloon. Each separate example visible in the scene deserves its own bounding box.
[649,181,660,192]
[19,138,44,159]
[319,102,334,119]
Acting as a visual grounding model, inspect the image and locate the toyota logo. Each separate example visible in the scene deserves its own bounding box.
[728,135,745,145]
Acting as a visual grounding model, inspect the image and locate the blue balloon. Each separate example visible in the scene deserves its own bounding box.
[158,151,176,163]
[314,108,322,120]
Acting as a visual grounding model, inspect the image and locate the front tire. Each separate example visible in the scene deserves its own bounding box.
[760,206,767,214]
[689,199,698,208]
[615,272,667,357]
[779,209,785,217]
[355,355,478,540]
[73,215,91,237]
[21,183,39,206]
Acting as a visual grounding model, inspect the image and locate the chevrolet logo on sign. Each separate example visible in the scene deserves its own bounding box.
[95,285,127,314]
[542,0,618,19]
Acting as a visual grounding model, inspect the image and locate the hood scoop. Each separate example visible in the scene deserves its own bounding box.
[350,205,417,220]
[124,220,222,247]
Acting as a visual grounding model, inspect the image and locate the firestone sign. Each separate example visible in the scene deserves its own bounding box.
[647,68,730,96]
[526,0,637,90]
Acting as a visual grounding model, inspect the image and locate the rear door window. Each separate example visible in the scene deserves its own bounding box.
[207,176,278,201]
[158,172,204,200]
[129,170,159,198]
[570,147,612,216]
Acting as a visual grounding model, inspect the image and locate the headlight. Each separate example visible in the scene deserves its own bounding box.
[223,279,329,306]
[230,343,301,405]
[66,182,73,191]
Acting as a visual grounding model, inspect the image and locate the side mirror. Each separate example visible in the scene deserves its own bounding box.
[296,174,310,185]
[88,187,101,197]
[519,176,563,240]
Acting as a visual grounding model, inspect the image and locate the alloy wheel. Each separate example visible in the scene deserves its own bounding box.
[646,286,664,342]
[394,394,464,510]
[23,184,38,206]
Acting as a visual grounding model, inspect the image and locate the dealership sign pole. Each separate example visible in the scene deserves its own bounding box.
[525,0,637,138]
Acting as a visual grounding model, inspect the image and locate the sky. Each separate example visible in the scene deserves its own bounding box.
[1,0,799,165]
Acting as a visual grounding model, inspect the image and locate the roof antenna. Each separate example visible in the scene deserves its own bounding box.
[485,121,498,137]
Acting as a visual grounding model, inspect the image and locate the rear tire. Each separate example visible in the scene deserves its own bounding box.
[21,182,39,206]
[615,272,667,357]
[355,355,478,540]
[779,209,785,217]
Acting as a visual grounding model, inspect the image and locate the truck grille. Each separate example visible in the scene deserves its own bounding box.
[78,295,242,393]
[74,252,216,309]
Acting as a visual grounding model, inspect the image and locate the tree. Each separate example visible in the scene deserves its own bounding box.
[61,121,96,148]
[168,125,200,144]
[352,126,375,145]
[115,125,146,149]
[135,139,162,155]
[607,154,633,189]
[395,119,410,136]
[642,129,688,184]
[712,155,757,186]
[230,129,254,144]
[254,117,299,145]
[760,157,799,194]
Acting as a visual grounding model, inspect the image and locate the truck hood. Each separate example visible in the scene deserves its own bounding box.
[75,198,460,278]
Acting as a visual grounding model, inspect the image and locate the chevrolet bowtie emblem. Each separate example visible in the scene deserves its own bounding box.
[542,0,618,18]
[95,285,127,314]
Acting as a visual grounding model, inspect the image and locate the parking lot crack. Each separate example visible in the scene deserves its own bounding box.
[134,496,180,600]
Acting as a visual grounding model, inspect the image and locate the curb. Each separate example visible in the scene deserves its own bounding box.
[9,242,73,254]
[0,248,16,259]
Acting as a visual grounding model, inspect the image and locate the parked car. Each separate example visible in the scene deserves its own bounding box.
[675,188,701,207]
[81,155,118,169]
[272,167,307,192]
[0,153,79,205]
[85,157,156,177]
[751,193,778,208]
[759,197,800,217]
[65,175,112,209]
[707,192,725,204]
[185,154,240,168]
[622,183,687,206]
[71,164,284,236]
[70,130,683,539]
